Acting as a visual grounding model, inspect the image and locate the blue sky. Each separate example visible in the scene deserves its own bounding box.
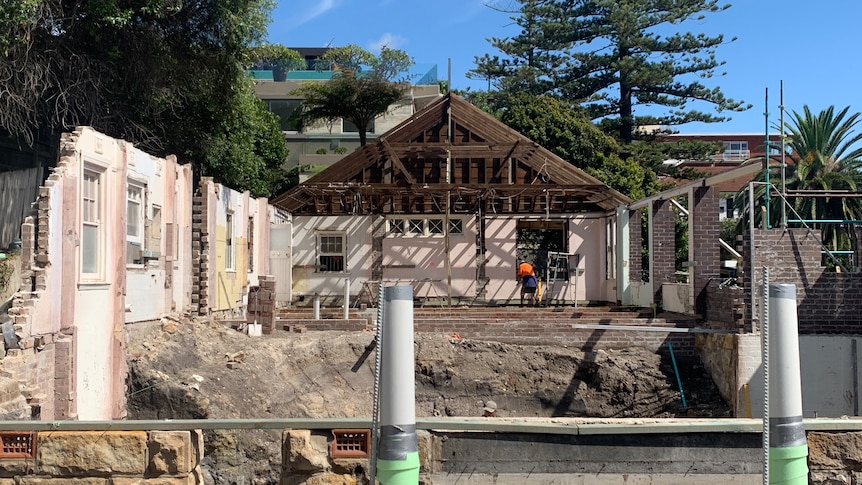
[268,1,862,134]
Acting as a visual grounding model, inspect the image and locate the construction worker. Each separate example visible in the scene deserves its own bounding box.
[517,260,538,306]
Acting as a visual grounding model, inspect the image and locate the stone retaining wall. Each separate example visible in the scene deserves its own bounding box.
[0,430,202,483]
[0,427,859,484]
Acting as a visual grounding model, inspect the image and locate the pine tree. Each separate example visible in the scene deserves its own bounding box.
[479,0,750,142]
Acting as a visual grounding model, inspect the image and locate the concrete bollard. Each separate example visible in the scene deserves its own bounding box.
[377,285,419,485]
[768,283,808,485]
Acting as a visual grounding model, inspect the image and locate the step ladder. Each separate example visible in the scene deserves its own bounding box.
[542,252,580,307]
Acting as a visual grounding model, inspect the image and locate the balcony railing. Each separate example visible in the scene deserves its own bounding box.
[712,149,750,161]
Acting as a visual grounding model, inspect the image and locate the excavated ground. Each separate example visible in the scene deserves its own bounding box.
[125,312,731,484]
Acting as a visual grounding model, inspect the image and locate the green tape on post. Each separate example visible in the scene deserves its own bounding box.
[768,444,808,484]
[377,452,420,485]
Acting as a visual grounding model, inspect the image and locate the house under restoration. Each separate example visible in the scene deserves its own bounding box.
[271,93,631,305]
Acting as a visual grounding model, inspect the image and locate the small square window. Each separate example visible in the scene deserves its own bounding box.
[408,219,424,234]
[449,219,463,235]
[428,219,443,234]
[388,219,404,235]
[318,234,345,272]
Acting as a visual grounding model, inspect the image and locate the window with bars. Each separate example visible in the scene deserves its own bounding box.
[388,219,405,234]
[408,219,424,234]
[388,218,464,236]
[428,218,444,234]
[449,219,463,235]
[721,141,749,161]
[317,233,345,272]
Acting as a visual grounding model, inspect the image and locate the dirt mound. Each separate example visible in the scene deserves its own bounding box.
[125,313,730,484]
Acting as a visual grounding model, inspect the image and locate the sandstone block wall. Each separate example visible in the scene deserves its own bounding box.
[0,430,202,483]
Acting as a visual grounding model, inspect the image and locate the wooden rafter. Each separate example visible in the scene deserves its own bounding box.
[379,139,415,185]
[271,93,631,214]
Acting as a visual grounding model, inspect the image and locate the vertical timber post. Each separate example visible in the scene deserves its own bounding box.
[377,285,420,485]
[343,277,350,320]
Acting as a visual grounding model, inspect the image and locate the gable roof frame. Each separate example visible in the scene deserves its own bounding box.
[272,93,631,216]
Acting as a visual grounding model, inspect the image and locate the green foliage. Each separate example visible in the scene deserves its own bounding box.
[292,48,411,146]
[488,92,658,198]
[333,146,348,155]
[0,0,287,196]
[720,217,740,248]
[585,154,657,200]
[315,148,328,155]
[0,0,38,51]
[315,44,413,82]
[733,105,862,250]
[249,44,305,71]
[477,0,750,142]
[200,79,288,197]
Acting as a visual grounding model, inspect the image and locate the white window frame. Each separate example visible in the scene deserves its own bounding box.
[387,218,405,235]
[388,217,464,237]
[225,211,235,271]
[448,219,463,235]
[428,218,444,235]
[126,182,145,266]
[408,219,424,235]
[81,167,105,280]
[316,232,346,273]
[722,141,749,161]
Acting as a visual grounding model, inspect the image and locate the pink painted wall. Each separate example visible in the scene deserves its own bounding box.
[287,213,612,304]
[291,215,374,298]
[481,215,611,304]
[382,216,477,298]
[3,127,274,421]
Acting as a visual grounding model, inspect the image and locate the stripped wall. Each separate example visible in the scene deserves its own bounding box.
[194,177,271,315]
[1,128,274,420]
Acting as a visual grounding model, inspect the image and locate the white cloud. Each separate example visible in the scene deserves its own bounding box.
[368,32,407,52]
[290,0,338,28]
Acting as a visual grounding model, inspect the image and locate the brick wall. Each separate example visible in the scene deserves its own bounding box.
[692,186,720,316]
[247,275,276,334]
[192,179,211,316]
[743,228,862,334]
[652,199,676,305]
[704,281,746,331]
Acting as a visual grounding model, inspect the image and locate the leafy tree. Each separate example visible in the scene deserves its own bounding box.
[292,45,413,146]
[478,0,750,143]
[491,92,658,198]
[249,44,306,78]
[201,80,288,197]
[0,0,286,196]
[734,105,862,252]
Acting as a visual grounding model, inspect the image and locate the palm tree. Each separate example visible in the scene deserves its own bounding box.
[734,105,862,255]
